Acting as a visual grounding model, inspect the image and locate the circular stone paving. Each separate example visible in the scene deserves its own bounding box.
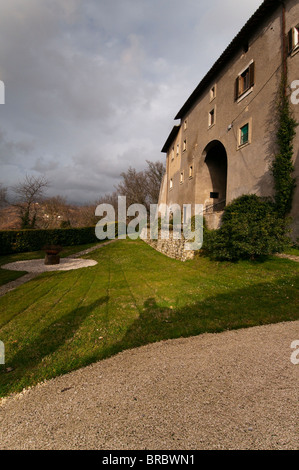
[2,258,98,273]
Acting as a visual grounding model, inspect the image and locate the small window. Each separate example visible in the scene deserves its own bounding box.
[184,119,188,130]
[209,109,215,127]
[210,85,216,101]
[171,146,174,160]
[288,25,299,54]
[176,143,179,156]
[189,165,193,178]
[210,192,219,199]
[170,178,173,190]
[180,172,184,184]
[240,123,249,146]
[235,62,255,100]
[243,42,249,53]
[183,139,187,152]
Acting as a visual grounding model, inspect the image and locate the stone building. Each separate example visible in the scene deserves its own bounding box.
[159,0,299,240]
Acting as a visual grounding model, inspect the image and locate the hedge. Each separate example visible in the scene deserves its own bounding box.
[0,224,119,255]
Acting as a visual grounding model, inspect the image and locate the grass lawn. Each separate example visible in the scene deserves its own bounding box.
[0,238,298,398]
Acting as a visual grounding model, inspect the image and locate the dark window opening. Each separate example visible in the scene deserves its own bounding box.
[210,192,219,199]
[243,42,249,53]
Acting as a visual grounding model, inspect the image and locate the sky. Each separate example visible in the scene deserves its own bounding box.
[0,0,264,204]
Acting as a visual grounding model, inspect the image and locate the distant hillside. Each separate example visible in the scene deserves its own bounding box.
[0,202,96,231]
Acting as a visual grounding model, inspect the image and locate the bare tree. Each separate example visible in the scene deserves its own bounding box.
[0,183,8,208]
[40,195,73,229]
[92,160,166,222]
[116,168,149,209]
[115,160,165,212]
[12,174,49,229]
[145,160,165,205]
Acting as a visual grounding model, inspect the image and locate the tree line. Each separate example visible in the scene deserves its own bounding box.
[0,160,165,230]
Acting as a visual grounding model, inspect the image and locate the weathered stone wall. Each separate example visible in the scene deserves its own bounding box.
[141,229,195,262]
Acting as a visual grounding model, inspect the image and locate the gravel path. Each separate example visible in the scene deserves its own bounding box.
[275,253,299,262]
[1,258,98,273]
[0,320,298,450]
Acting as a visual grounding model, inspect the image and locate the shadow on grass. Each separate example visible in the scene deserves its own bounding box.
[4,296,109,379]
[1,274,298,397]
[104,274,299,358]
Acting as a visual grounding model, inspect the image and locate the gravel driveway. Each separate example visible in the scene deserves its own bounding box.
[0,321,298,450]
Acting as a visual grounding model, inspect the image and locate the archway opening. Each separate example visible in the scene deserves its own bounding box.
[204,141,227,212]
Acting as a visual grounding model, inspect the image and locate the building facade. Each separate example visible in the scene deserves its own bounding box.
[159,0,299,239]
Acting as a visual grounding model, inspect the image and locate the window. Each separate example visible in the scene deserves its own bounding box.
[189,165,193,178]
[235,62,255,100]
[288,25,299,54]
[210,85,216,101]
[209,108,215,127]
[210,192,219,199]
[170,178,173,190]
[171,146,174,161]
[183,139,187,152]
[180,171,184,184]
[184,119,188,130]
[239,123,249,146]
[243,42,249,53]
[176,143,179,156]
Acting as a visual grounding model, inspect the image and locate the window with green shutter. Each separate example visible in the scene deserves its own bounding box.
[240,124,249,145]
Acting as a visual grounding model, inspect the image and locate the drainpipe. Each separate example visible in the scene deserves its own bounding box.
[281,1,287,96]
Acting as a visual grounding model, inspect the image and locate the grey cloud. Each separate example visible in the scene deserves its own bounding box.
[0,0,263,203]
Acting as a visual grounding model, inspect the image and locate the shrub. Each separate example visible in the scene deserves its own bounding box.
[203,195,290,261]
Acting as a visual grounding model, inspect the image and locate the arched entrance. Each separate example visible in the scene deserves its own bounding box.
[203,140,227,212]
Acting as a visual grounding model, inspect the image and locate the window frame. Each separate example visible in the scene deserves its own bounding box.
[235,61,255,102]
[208,107,216,128]
[210,84,216,102]
[288,25,299,55]
[189,165,193,179]
[240,123,249,146]
[237,118,252,149]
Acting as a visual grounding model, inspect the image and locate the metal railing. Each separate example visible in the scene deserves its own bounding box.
[203,199,226,214]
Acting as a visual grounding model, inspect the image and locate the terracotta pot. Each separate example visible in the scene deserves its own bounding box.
[44,253,61,265]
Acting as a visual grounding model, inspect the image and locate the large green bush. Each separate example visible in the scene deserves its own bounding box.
[0,225,118,255]
[203,195,289,261]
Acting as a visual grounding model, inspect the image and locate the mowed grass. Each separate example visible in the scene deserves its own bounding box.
[0,238,298,397]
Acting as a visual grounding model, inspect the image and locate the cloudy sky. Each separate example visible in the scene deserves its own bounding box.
[0,0,263,204]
